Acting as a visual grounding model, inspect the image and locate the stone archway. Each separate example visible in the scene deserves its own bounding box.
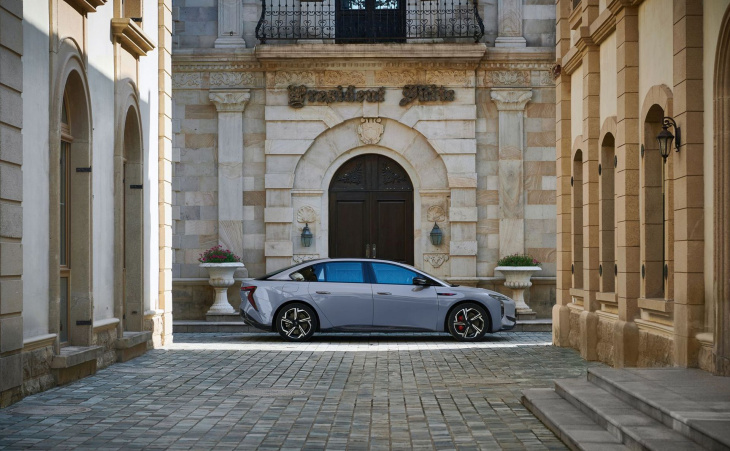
[329,154,414,264]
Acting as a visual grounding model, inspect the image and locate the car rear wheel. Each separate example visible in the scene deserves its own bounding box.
[276,303,317,342]
[447,303,489,341]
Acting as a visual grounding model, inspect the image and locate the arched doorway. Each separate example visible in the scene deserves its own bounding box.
[329,154,414,264]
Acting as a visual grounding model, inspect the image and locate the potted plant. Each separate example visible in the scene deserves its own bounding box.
[199,245,245,315]
[495,254,541,315]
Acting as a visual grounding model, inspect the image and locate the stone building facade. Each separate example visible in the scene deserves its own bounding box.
[553,0,730,374]
[0,0,174,407]
[171,0,558,318]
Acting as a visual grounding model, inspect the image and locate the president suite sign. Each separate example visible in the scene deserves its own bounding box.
[287,84,455,108]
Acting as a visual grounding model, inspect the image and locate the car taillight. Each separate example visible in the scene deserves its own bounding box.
[241,286,257,311]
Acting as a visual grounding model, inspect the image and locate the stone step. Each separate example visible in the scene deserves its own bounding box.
[554,378,704,450]
[521,388,630,451]
[511,319,551,332]
[587,367,730,450]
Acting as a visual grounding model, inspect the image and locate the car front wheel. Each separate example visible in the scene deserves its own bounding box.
[447,303,489,341]
[276,303,317,342]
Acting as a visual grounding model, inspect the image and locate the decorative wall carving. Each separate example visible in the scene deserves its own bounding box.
[209,90,251,112]
[322,71,366,86]
[296,206,317,224]
[490,88,533,111]
[172,72,202,88]
[374,70,419,85]
[537,71,554,86]
[427,206,447,223]
[293,254,319,264]
[357,118,384,145]
[424,254,450,268]
[425,70,469,86]
[210,72,255,87]
[485,71,529,87]
[335,162,364,186]
[273,71,316,87]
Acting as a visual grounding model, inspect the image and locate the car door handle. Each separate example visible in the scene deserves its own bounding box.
[376,292,391,295]
[316,291,331,294]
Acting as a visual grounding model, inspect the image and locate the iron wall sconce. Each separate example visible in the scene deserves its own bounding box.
[656,117,681,160]
[430,222,443,246]
[301,223,313,247]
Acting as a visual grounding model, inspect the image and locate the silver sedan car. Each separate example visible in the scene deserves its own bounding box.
[240,258,516,341]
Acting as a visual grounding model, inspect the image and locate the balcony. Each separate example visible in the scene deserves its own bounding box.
[255,0,485,44]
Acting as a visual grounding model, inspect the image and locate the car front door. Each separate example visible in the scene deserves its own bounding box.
[306,261,373,330]
[369,262,439,331]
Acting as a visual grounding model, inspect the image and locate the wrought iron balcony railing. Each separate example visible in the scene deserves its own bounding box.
[255,0,485,43]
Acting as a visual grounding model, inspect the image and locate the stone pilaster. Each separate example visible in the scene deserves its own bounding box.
[215,0,246,48]
[157,0,174,347]
[210,90,250,269]
[612,1,640,367]
[0,0,23,407]
[672,0,704,368]
[553,0,572,347]
[579,36,601,361]
[495,0,526,47]
[490,88,532,258]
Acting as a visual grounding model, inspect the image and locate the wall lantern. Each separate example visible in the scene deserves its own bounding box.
[430,222,443,246]
[301,223,313,247]
[656,117,681,161]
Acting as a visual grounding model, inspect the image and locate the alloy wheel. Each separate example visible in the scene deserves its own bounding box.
[279,307,313,339]
[451,307,485,339]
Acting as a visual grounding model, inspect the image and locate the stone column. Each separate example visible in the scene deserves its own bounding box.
[210,89,250,270]
[495,0,526,47]
[490,88,532,258]
[215,0,246,48]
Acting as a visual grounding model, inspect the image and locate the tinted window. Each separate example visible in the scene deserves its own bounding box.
[320,262,365,283]
[371,263,420,285]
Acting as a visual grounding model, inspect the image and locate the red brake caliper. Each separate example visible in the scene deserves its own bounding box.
[457,314,465,332]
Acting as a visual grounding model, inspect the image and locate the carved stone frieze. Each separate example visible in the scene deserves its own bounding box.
[537,71,554,86]
[209,90,251,112]
[172,72,202,89]
[374,70,419,85]
[485,71,530,87]
[272,71,316,87]
[424,254,450,268]
[322,71,366,86]
[293,254,319,264]
[296,206,317,224]
[425,70,469,86]
[210,72,255,88]
[427,206,447,223]
[357,118,384,145]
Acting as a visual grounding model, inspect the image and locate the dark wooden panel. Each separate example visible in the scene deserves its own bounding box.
[330,192,368,259]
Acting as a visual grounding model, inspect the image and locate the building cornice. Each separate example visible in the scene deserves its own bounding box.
[64,0,106,14]
[111,18,155,58]
[254,43,489,62]
[590,8,616,45]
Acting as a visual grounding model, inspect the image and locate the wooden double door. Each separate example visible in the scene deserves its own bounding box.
[329,154,414,264]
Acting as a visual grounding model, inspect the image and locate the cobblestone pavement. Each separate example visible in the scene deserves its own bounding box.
[0,332,600,450]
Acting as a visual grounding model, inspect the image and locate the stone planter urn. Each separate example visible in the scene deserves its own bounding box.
[495,266,541,316]
[200,262,245,315]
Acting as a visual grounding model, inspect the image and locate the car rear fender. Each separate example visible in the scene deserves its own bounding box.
[443,300,494,333]
[273,300,324,332]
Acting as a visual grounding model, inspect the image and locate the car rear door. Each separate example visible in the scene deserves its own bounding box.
[307,261,373,329]
[369,262,439,330]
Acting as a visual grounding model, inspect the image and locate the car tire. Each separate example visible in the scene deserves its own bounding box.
[275,303,317,342]
[447,303,490,341]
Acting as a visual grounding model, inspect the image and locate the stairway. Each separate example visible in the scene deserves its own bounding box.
[522,367,730,450]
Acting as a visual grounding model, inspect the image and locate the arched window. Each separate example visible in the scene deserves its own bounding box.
[60,95,71,343]
[573,149,584,289]
[600,134,616,293]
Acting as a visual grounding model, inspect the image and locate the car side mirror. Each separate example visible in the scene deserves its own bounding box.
[290,272,305,281]
[412,277,430,286]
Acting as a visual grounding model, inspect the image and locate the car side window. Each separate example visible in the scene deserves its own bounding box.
[320,262,365,283]
[371,262,420,285]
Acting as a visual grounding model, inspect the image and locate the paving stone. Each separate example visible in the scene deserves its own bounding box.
[0,332,598,450]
